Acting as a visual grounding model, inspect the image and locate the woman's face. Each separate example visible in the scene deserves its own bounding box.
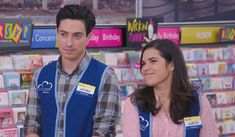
[141,48,174,87]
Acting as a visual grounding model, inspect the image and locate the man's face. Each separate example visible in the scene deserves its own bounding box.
[57,19,91,62]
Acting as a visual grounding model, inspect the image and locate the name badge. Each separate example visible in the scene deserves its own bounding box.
[184,116,202,129]
[76,83,96,96]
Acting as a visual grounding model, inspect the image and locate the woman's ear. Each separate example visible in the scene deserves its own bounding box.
[169,61,174,71]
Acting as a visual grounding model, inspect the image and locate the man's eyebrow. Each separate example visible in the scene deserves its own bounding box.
[73,32,84,35]
[58,30,67,33]
[58,30,84,35]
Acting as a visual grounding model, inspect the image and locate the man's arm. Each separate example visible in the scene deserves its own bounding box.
[24,70,42,136]
[92,67,121,137]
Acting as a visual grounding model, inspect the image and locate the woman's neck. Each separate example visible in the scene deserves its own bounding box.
[154,87,171,114]
[153,82,171,100]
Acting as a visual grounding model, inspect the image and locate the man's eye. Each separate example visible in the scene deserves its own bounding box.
[60,33,67,37]
[75,34,82,39]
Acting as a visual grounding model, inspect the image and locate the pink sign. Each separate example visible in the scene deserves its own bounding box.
[157,27,180,45]
[87,28,122,47]
[87,29,100,47]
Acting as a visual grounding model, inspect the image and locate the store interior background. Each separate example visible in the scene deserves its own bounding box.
[0,0,235,137]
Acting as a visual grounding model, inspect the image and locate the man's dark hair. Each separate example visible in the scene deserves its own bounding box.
[56,4,96,35]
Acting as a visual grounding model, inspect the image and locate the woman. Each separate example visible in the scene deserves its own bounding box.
[122,39,218,137]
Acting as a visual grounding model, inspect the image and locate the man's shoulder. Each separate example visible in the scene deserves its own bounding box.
[91,57,108,67]
[40,61,57,70]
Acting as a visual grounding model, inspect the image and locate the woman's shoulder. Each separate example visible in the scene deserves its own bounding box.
[124,96,133,106]
[123,96,139,115]
[124,95,138,109]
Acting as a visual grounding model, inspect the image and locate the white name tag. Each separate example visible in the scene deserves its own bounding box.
[184,116,202,129]
[76,83,96,95]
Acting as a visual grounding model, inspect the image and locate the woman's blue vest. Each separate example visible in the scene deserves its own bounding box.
[138,92,201,137]
[37,58,107,137]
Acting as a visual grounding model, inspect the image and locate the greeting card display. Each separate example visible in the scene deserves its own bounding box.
[121,68,133,82]
[8,90,27,107]
[116,52,130,67]
[127,51,141,68]
[0,107,15,128]
[11,55,30,70]
[42,54,59,66]
[0,57,13,71]
[18,71,33,88]
[2,72,20,90]
[0,74,4,89]
[90,52,105,63]
[0,127,17,137]
[28,55,43,70]
[105,53,117,67]
[17,124,24,137]
[133,68,144,82]
[0,91,9,106]
[205,93,217,106]
[12,107,26,125]
[197,64,209,77]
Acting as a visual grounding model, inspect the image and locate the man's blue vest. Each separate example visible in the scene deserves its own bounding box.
[37,58,107,137]
[138,92,201,137]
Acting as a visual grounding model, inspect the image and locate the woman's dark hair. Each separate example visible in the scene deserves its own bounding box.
[56,4,96,35]
[131,39,196,124]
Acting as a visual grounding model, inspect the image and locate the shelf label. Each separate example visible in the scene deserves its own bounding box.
[181,27,221,44]
[157,27,180,45]
[31,28,57,48]
[87,28,122,47]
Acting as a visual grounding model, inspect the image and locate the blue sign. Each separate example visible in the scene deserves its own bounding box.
[31,28,56,48]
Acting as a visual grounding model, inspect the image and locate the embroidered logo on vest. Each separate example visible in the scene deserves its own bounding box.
[139,116,149,131]
[37,81,53,94]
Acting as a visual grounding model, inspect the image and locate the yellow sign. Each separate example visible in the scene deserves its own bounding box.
[12,24,22,43]
[181,27,221,44]
[4,23,13,40]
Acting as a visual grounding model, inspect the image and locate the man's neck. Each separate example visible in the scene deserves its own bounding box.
[61,53,86,75]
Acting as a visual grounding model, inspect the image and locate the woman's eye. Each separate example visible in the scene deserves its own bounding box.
[150,60,157,63]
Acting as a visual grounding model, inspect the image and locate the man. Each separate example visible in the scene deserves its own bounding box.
[24,4,121,137]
